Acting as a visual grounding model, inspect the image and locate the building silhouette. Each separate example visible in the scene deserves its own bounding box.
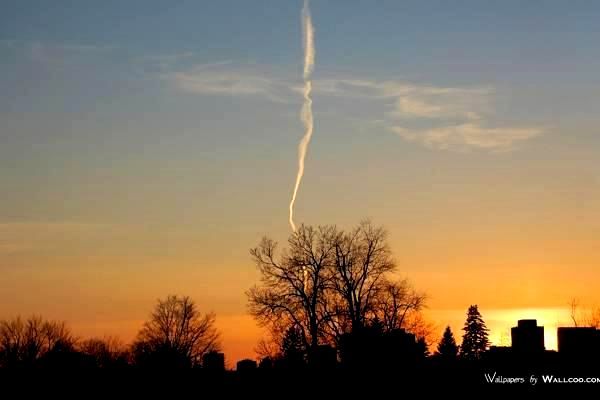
[558,327,600,359]
[484,319,554,365]
[483,319,600,367]
[511,319,544,354]
[202,351,225,371]
[236,358,257,372]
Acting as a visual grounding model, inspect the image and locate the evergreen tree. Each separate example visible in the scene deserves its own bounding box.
[460,305,489,360]
[436,326,458,360]
[280,326,305,368]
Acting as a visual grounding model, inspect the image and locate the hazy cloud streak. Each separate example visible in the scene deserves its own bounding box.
[166,68,542,151]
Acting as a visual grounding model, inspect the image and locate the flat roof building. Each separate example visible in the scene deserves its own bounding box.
[558,327,600,358]
[202,351,225,371]
[511,319,544,354]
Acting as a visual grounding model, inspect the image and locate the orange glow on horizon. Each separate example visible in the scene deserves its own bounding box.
[59,307,578,364]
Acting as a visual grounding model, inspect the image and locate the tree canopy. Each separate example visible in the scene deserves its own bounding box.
[132,295,220,368]
[247,221,427,361]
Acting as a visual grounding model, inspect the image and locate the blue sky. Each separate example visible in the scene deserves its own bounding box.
[3,1,600,75]
[2,0,599,262]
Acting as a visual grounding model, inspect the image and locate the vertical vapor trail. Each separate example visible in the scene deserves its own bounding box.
[289,0,315,232]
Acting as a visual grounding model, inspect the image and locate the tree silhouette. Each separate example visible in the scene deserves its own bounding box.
[568,298,600,328]
[0,316,76,367]
[79,337,130,368]
[589,308,600,329]
[330,222,395,332]
[373,278,427,334]
[339,318,427,369]
[247,225,337,354]
[254,335,281,362]
[280,325,306,368]
[436,326,459,361]
[460,305,489,361]
[132,295,220,368]
[247,221,428,356]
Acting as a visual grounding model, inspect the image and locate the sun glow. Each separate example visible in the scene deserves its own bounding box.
[428,307,573,351]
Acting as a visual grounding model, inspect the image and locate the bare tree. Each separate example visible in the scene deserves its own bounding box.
[331,221,395,332]
[0,316,75,367]
[588,308,600,329]
[569,298,600,329]
[570,298,579,327]
[79,336,130,367]
[374,278,427,333]
[255,337,281,361]
[247,225,337,354]
[132,295,220,367]
[248,221,429,356]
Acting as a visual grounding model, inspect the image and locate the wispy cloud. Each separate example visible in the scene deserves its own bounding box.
[392,124,542,151]
[1,38,543,151]
[164,64,544,151]
[305,78,542,150]
[1,39,118,68]
[172,71,272,96]
[166,64,294,103]
[308,79,541,150]
[28,41,116,63]
[141,51,209,70]
[387,89,487,121]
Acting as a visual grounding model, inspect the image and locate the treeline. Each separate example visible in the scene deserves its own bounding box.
[0,295,220,368]
[0,301,489,370]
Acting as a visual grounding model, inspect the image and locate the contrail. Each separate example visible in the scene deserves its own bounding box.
[289,0,315,232]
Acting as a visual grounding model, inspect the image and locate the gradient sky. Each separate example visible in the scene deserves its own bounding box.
[2,0,600,363]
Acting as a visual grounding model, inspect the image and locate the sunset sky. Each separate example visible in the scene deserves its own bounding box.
[2,0,600,364]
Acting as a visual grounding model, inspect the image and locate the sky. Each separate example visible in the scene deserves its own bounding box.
[1,0,600,364]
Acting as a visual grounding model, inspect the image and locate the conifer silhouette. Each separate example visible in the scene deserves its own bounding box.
[460,305,489,360]
[436,325,459,360]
